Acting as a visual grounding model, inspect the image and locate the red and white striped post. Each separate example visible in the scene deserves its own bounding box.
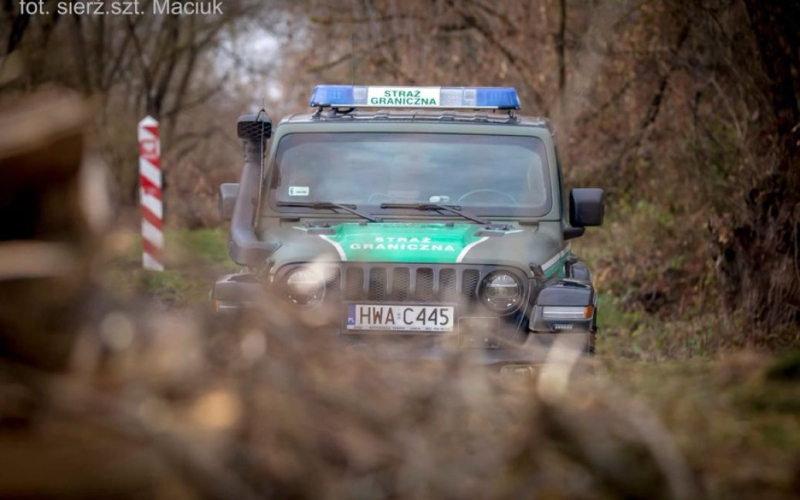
[138,116,164,271]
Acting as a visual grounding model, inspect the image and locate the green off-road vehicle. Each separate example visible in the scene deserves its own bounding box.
[214,85,604,365]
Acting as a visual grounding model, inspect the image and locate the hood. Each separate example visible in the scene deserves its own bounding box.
[266,221,568,278]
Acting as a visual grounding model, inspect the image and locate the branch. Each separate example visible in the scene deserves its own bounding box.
[609,23,691,188]
[161,73,229,121]
[126,17,153,95]
[446,0,546,111]
[309,13,422,25]
[464,0,519,36]
[151,14,182,117]
[69,14,93,93]
[5,5,30,55]
[306,35,404,73]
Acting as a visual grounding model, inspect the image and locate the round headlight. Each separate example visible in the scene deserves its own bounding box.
[285,268,325,307]
[481,271,522,313]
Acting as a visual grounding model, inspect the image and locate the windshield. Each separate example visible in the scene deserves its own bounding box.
[270,132,552,217]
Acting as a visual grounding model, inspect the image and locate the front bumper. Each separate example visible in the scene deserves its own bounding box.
[213,272,595,366]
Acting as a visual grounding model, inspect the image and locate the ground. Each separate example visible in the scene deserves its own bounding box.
[103,227,237,307]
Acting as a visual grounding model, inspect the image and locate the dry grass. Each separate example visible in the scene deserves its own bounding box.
[0,224,797,499]
[0,298,702,499]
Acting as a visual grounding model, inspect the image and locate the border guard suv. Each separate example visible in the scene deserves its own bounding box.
[214,85,604,365]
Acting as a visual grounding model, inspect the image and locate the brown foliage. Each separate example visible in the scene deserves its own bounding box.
[277,0,800,339]
[711,0,800,336]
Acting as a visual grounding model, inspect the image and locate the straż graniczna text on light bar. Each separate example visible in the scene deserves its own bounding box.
[309,86,521,110]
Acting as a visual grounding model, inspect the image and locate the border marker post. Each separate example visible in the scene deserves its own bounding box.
[138,116,164,271]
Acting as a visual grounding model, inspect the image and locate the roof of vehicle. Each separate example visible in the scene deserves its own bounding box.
[277,109,552,130]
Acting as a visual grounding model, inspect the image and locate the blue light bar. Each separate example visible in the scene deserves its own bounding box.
[309,85,521,110]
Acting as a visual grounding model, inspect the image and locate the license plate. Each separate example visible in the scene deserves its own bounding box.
[346,304,455,332]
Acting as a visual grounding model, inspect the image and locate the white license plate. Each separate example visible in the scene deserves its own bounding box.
[346,304,455,332]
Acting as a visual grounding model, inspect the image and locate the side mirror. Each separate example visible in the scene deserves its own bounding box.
[565,188,604,240]
[218,183,239,221]
[569,188,605,226]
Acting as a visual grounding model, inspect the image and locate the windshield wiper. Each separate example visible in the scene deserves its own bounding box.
[278,201,380,223]
[380,202,492,226]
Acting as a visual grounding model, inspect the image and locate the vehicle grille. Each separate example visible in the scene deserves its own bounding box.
[316,264,504,304]
[275,263,531,339]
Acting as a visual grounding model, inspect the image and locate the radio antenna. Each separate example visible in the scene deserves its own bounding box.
[350,34,356,85]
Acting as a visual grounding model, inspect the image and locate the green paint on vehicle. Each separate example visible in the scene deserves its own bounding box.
[543,254,568,279]
[322,223,485,263]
